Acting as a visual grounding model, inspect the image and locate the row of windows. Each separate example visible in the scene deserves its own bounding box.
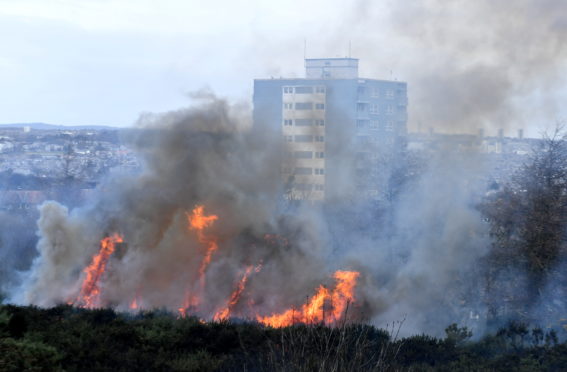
[287,151,325,159]
[356,135,392,145]
[293,183,325,192]
[356,152,381,162]
[356,120,395,131]
[357,103,396,115]
[357,87,401,98]
[284,135,325,143]
[283,119,325,127]
[282,167,325,175]
[283,86,326,94]
[284,102,325,110]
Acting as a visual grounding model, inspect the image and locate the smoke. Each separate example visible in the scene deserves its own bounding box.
[9,93,345,320]
[330,0,567,134]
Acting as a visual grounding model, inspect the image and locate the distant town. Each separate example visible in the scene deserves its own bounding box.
[0,121,538,214]
[0,124,139,211]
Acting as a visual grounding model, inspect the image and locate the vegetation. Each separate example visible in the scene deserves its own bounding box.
[0,304,566,371]
[481,127,567,326]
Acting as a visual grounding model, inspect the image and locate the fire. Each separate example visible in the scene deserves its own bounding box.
[213,263,262,321]
[331,270,360,322]
[187,205,219,288]
[74,233,123,308]
[179,205,219,315]
[257,270,360,328]
[129,297,138,310]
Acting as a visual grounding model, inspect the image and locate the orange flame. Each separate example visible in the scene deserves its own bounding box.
[213,263,262,321]
[331,270,360,322]
[74,233,123,308]
[187,205,219,287]
[179,205,219,315]
[129,297,139,310]
[257,270,360,328]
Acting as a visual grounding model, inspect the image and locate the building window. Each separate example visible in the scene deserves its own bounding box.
[385,121,394,132]
[294,151,313,159]
[357,103,366,112]
[315,184,325,191]
[386,105,394,115]
[356,152,368,161]
[283,119,293,126]
[371,88,379,97]
[356,135,369,145]
[283,87,293,94]
[357,86,365,95]
[295,86,313,94]
[315,151,325,158]
[283,103,293,109]
[315,103,325,110]
[315,135,324,142]
[284,135,293,142]
[315,119,325,126]
[315,86,325,94]
[295,183,313,191]
[295,102,313,110]
[314,168,325,175]
[294,167,313,175]
[386,89,394,98]
[295,135,313,142]
[356,120,368,129]
[295,119,313,126]
[370,120,379,129]
[369,104,379,114]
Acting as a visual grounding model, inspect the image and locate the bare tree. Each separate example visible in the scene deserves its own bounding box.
[481,124,567,323]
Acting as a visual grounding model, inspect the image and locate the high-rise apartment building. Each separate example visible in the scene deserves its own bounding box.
[253,58,408,202]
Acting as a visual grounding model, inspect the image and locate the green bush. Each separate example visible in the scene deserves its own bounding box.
[0,338,62,372]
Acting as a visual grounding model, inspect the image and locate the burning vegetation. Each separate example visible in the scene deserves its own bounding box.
[72,233,124,309]
[63,203,361,327]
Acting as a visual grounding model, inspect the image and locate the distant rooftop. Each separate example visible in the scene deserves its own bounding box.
[305,58,359,79]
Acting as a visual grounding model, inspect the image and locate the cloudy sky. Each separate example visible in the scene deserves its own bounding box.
[1,0,566,136]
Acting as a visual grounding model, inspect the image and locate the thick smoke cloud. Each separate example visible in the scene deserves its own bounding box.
[336,0,567,134]
[11,94,347,321]
[5,93,493,336]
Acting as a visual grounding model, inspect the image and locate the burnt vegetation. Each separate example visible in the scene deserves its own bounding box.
[1,304,567,372]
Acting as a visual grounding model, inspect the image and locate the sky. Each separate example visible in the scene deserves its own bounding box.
[0,0,566,137]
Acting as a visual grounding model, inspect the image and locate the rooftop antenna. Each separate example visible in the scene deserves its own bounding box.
[304,39,307,60]
[349,40,351,58]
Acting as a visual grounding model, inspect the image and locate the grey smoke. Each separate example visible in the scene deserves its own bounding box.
[11,93,339,320]
[323,0,567,134]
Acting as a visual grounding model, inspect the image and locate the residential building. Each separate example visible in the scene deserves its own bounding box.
[253,58,408,201]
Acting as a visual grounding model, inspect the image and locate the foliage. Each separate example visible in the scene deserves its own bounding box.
[1,305,567,371]
[0,338,62,372]
[481,126,567,324]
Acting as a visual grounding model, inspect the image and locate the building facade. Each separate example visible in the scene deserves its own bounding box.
[253,58,408,202]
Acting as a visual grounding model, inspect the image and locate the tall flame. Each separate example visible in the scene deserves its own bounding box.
[213,263,262,321]
[179,205,218,315]
[257,270,360,328]
[188,205,219,287]
[74,233,123,308]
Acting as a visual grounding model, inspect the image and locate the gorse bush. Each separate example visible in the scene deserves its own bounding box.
[0,304,566,371]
